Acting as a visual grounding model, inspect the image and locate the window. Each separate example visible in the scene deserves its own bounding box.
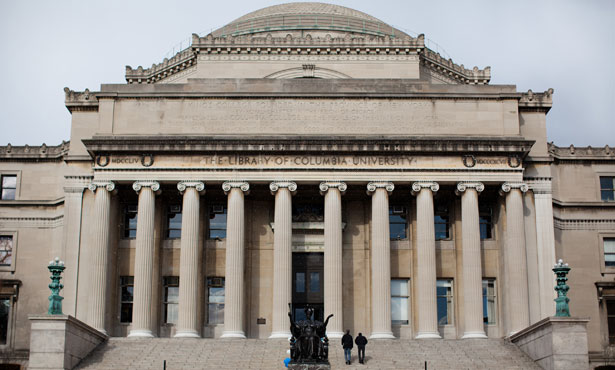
[0,236,13,266]
[163,277,179,324]
[166,205,182,239]
[601,177,615,201]
[389,206,407,240]
[123,205,138,238]
[605,238,615,267]
[209,205,227,239]
[207,277,225,324]
[436,279,453,325]
[434,202,450,240]
[608,300,615,345]
[1,175,16,200]
[479,204,493,240]
[0,298,9,345]
[391,279,409,325]
[119,276,133,323]
[482,279,497,324]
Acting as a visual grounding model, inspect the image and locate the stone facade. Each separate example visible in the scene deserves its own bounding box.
[0,3,613,369]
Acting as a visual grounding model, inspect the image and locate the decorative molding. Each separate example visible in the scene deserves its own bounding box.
[456,182,484,195]
[518,89,554,112]
[554,217,615,230]
[88,181,115,193]
[525,178,553,195]
[500,182,528,194]
[269,181,297,194]
[177,181,205,193]
[366,181,394,194]
[222,181,250,194]
[411,181,439,194]
[0,215,63,229]
[132,181,160,193]
[0,142,69,160]
[319,181,347,194]
[64,176,93,194]
[64,88,98,112]
[549,143,615,161]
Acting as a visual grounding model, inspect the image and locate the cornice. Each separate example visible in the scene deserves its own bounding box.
[554,217,615,231]
[552,199,615,208]
[549,143,615,161]
[518,89,553,113]
[0,142,69,160]
[64,88,99,113]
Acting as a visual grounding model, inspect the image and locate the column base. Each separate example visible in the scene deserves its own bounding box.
[369,332,395,339]
[95,328,108,336]
[128,329,154,338]
[326,331,344,339]
[174,330,200,338]
[269,331,292,339]
[221,330,246,339]
[415,332,441,339]
[462,331,487,339]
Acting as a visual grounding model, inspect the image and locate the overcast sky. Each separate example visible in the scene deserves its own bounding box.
[0,0,613,147]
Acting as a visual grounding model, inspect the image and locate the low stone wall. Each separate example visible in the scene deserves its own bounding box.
[28,315,107,370]
[510,316,589,370]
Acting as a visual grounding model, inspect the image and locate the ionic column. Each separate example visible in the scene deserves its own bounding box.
[128,181,160,338]
[175,181,205,338]
[221,181,249,338]
[367,182,395,339]
[501,182,530,335]
[320,181,346,339]
[86,181,115,334]
[269,181,297,339]
[412,181,441,339]
[456,182,487,339]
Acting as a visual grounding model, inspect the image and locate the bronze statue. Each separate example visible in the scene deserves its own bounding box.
[288,305,333,364]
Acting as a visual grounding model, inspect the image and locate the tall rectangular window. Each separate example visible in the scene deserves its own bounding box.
[207,277,225,324]
[389,206,407,240]
[0,175,16,200]
[479,204,493,240]
[166,205,182,239]
[436,279,454,325]
[601,177,615,201]
[434,202,450,241]
[482,279,497,324]
[0,297,9,345]
[123,205,138,239]
[605,238,615,267]
[119,276,134,323]
[163,277,179,324]
[0,236,13,266]
[209,205,227,239]
[608,300,615,345]
[391,279,409,325]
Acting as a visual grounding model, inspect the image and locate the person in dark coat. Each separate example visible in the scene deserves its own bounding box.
[355,333,368,364]
[341,330,353,365]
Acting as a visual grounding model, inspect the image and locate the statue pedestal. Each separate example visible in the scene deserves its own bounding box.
[288,362,331,370]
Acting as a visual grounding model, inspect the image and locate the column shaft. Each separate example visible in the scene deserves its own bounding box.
[369,184,395,339]
[322,182,344,338]
[175,183,204,337]
[129,182,159,337]
[413,182,440,339]
[534,191,557,319]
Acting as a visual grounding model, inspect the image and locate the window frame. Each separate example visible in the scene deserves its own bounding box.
[479,203,494,240]
[165,204,182,239]
[122,204,138,239]
[600,233,615,274]
[436,278,454,326]
[434,200,452,241]
[0,231,17,272]
[389,205,408,240]
[119,276,134,324]
[391,278,410,325]
[482,278,497,325]
[208,205,227,240]
[163,276,179,325]
[207,277,225,325]
[599,175,615,202]
[0,280,19,349]
[0,172,19,201]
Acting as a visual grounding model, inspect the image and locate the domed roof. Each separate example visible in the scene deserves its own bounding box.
[211,2,409,38]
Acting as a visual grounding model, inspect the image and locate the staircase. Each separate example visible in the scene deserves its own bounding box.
[75,338,541,370]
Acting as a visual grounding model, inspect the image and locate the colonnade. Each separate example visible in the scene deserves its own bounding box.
[85,180,535,339]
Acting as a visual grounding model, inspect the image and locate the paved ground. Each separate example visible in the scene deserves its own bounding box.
[76,337,542,370]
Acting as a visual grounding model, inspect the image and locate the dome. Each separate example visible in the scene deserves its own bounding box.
[211,2,409,38]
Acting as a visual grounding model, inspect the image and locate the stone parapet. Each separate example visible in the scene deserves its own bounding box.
[510,316,589,370]
[0,142,68,160]
[28,314,108,370]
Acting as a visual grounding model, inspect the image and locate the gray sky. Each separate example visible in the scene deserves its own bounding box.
[0,0,613,146]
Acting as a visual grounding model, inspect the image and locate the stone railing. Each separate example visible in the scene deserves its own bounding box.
[549,143,615,159]
[518,89,554,112]
[64,88,99,112]
[0,142,69,159]
[125,48,196,84]
[421,48,491,85]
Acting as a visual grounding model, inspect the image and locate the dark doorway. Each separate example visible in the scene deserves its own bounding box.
[292,252,324,322]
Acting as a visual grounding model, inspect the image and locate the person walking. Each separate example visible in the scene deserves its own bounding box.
[355,332,368,364]
[341,330,353,365]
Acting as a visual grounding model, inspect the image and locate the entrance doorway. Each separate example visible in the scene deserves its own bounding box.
[292,252,324,322]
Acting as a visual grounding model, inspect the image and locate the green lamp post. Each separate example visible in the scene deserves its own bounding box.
[47,257,65,315]
[553,259,571,317]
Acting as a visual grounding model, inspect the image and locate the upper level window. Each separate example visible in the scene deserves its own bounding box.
[391,279,409,325]
[0,175,16,200]
[479,204,493,240]
[123,205,138,239]
[437,279,454,325]
[209,205,227,239]
[482,279,497,324]
[0,236,12,267]
[389,205,407,240]
[163,276,179,324]
[601,177,615,201]
[434,202,450,241]
[166,205,182,239]
[605,238,615,268]
[119,276,134,323]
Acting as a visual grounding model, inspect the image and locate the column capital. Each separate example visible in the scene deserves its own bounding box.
[500,182,528,195]
[133,181,160,193]
[319,181,347,195]
[269,181,297,194]
[411,181,439,195]
[367,181,394,195]
[222,181,249,194]
[88,181,115,193]
[456,182,484,195]
[177,181,205,194]
[524,178,553,195]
